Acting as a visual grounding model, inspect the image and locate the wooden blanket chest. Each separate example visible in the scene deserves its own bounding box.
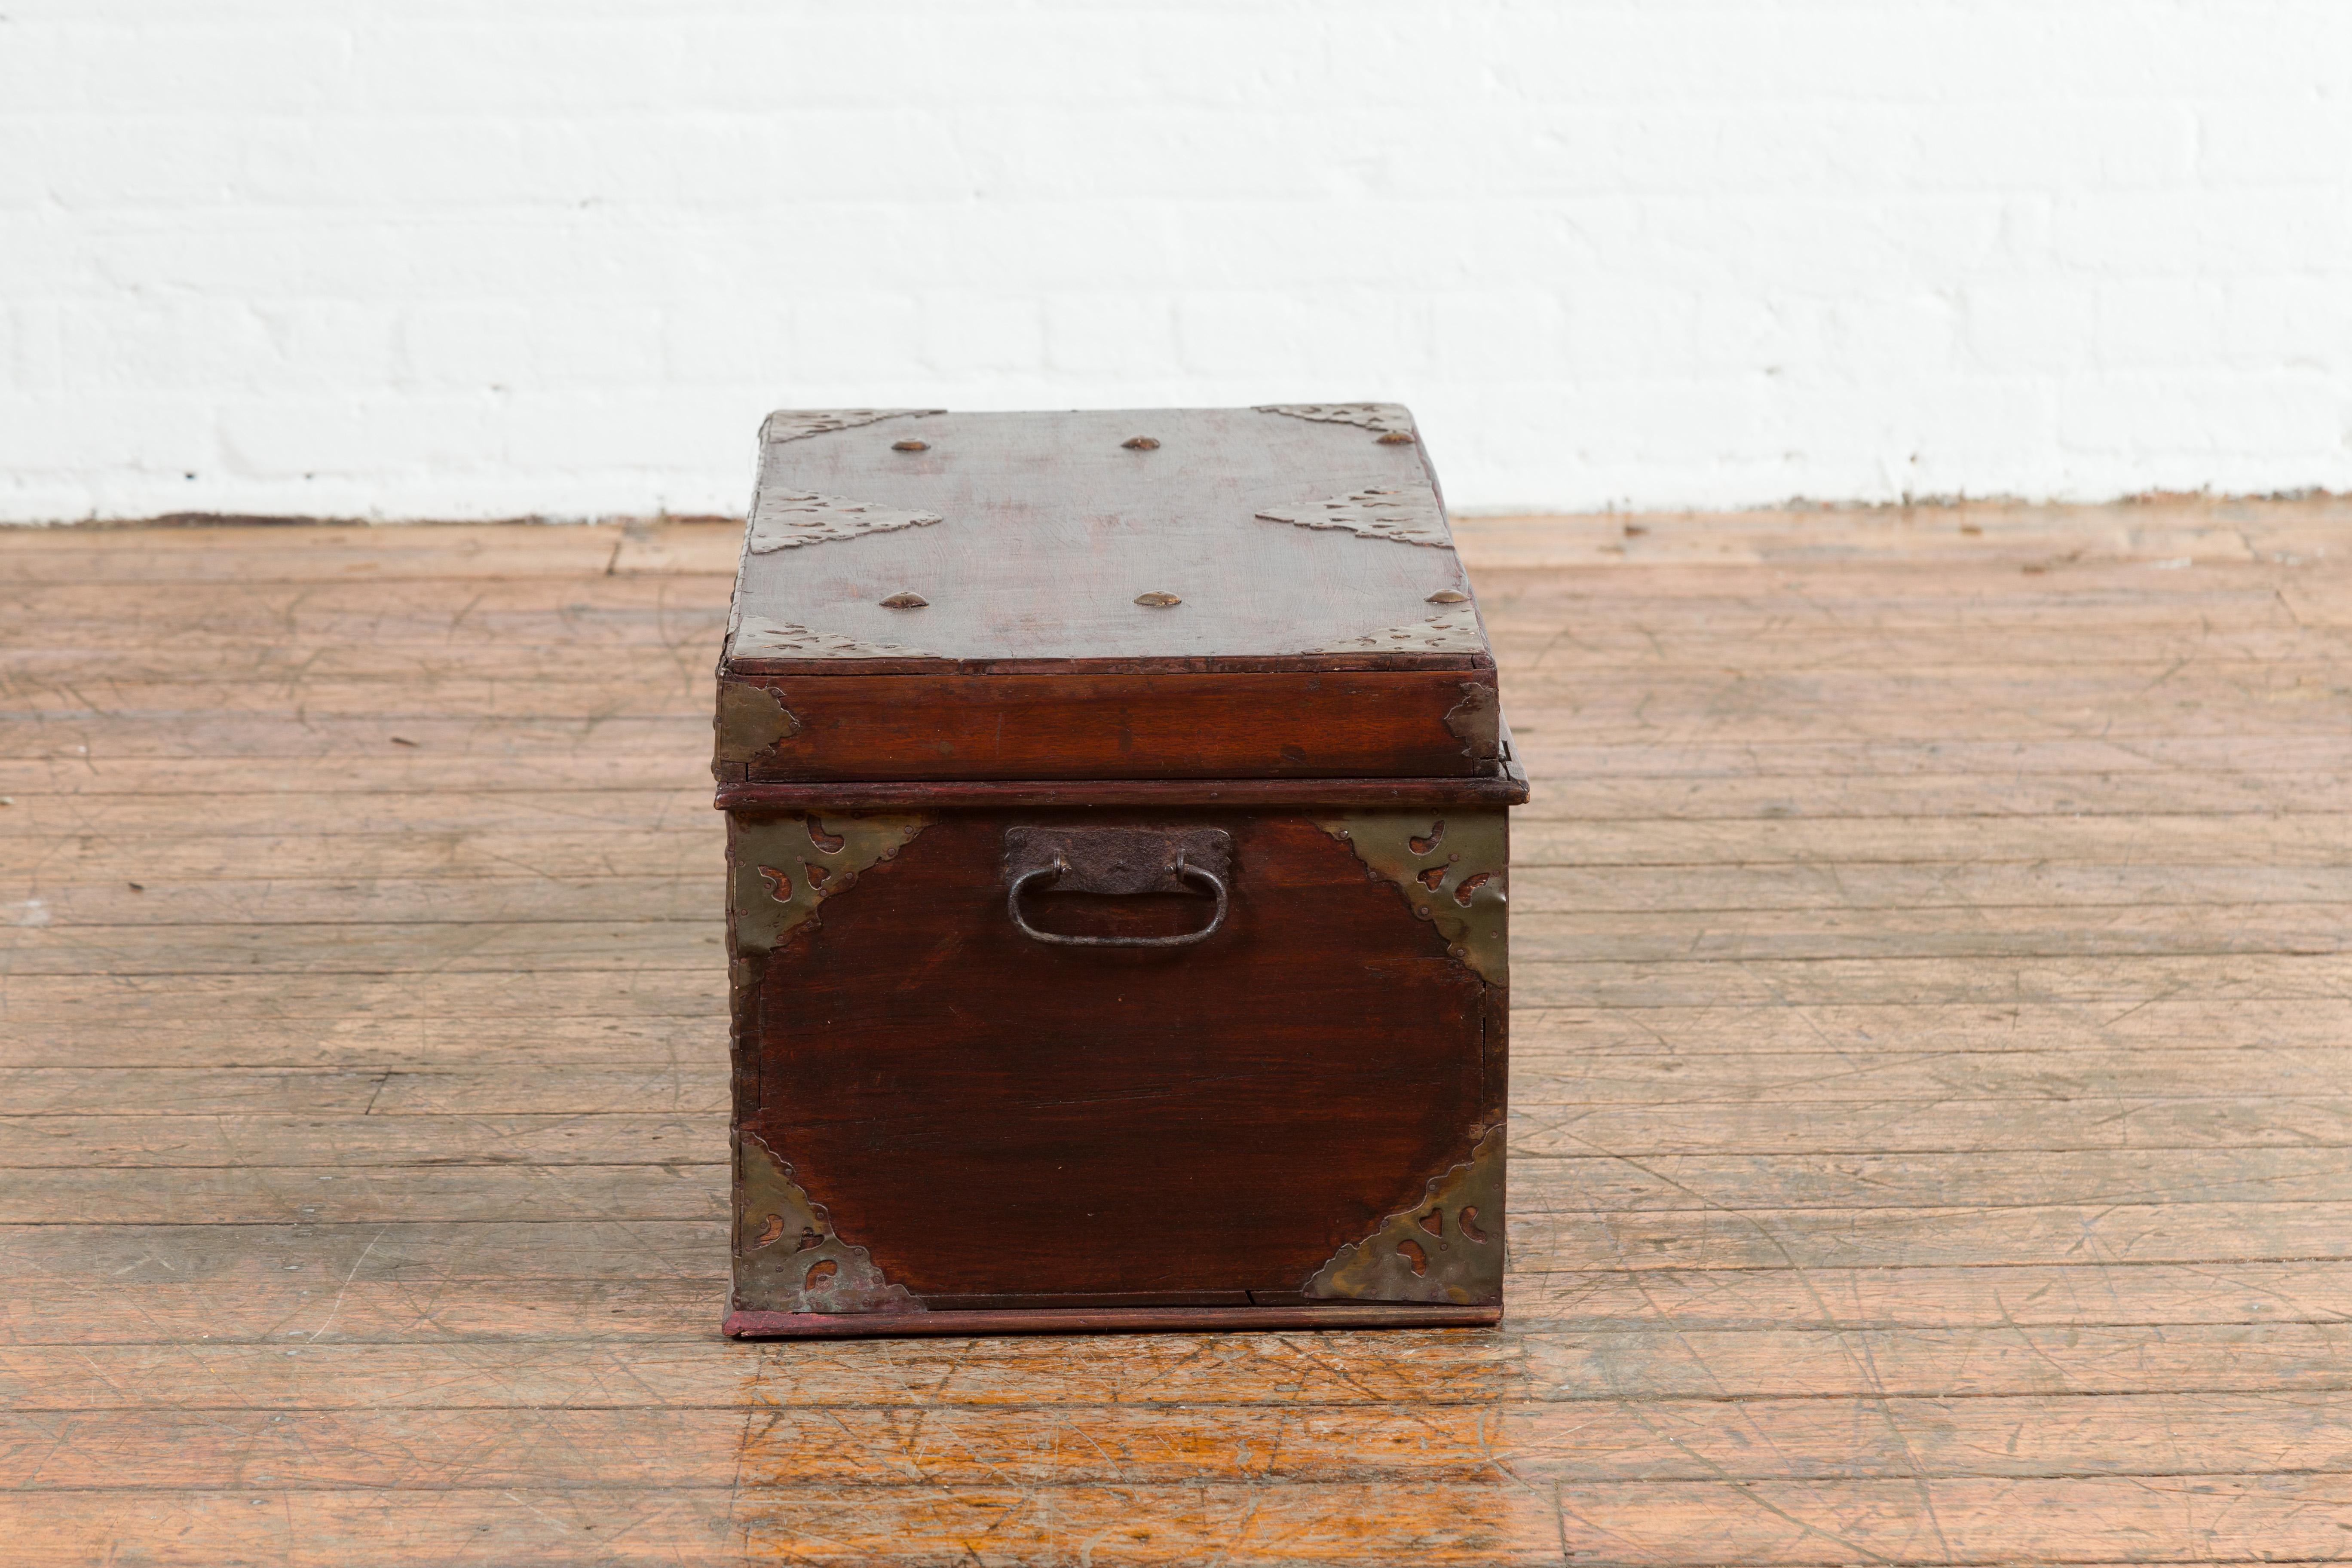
[715,404,1525,1338]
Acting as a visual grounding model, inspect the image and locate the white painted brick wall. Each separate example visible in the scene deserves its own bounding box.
[3,0,2348,521]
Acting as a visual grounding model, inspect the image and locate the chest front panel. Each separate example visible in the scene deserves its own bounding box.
[728,808,1507,1315]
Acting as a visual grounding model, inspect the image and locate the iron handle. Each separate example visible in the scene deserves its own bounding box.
[1006,854,1229,948]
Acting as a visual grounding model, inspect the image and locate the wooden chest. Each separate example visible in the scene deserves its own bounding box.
[715,404,1525,1338]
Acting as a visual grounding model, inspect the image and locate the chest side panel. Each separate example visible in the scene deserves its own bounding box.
[732,810,1502,1307]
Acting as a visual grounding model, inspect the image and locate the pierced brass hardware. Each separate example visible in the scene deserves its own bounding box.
[1314,808,1507,984]
[1255,487,1449,549]
[1443,682,1501,761]
[713,681,802,765]
[1305,1124,1504,1305]
[761,408,942,445]
[1320,605,1481,654]
[735,1131,922,1315]
[731,812,931,955]
[748,491,943,553]
[1253,402,1415,435]
[730,617,941,660]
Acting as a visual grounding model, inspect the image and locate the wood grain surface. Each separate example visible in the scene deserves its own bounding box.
[3,502,2349,1565]
[717,667,1501,780]
[740,812,1498,1305]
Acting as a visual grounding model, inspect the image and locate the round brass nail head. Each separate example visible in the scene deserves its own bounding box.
[1427,589,1469,603]
[1377,430,1416,444]
[1134,591,1181,608]
[880,591,928,609]
[1122,436,1160,450]
[891,439,928,451]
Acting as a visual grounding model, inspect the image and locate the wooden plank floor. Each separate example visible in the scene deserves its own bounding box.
[3,499,2349,1565]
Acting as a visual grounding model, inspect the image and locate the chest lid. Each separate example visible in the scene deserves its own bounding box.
[717,405,1504,783]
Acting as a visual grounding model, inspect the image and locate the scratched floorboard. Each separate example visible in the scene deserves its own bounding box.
[2,505,2349,1566]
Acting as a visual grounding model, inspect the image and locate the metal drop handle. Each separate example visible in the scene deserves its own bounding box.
[1007,854,1229,948]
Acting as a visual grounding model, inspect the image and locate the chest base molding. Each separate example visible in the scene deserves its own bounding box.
[723,1302,1501,1340]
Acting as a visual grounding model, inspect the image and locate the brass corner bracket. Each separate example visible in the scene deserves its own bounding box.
[729,812,931,955]
[714,680,802,765]
[1443,681,1501,761]
[1304,1124,1504,1306]
[1313,809,1508,984]
[734,1131,923,1316]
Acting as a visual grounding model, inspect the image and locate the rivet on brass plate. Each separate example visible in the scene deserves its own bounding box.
[1427,589,1470,604]
[879,591,928,609]
[1122,436,1161,450]
[1134,591,1181,607]
[891,439,929,452]
[1377,430,1417,444]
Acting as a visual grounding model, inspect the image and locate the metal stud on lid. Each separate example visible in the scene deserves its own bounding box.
[1134,591,1181,607]
[879,591,928,609]
[1377,431,1417,444]
[1426,590,1469,604]
[1122,436,1160,450]
[891,439,928,451]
